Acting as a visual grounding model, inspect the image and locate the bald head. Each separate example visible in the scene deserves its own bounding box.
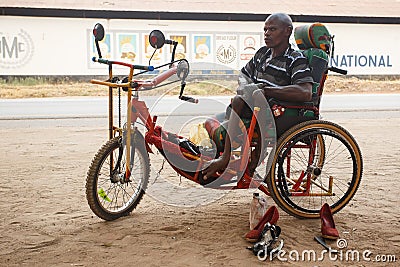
[266,13,293,30]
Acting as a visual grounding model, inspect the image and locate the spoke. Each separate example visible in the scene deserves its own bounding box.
[273,126,360,215]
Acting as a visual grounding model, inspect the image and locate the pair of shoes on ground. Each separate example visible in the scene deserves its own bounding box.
[245,203,339,242]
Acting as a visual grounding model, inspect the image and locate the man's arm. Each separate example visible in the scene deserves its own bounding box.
[262,49,314,102]
[260,82,312,102]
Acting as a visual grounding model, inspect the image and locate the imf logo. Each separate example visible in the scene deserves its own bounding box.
[0,29,34,68]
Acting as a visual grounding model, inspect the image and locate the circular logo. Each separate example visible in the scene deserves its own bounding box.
[337,238,348,249]
[0,29,34,69]
[244,36,256,50]
[216,45,237,64]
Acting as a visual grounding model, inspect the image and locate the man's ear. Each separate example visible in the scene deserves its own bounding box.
[286,26,293,37]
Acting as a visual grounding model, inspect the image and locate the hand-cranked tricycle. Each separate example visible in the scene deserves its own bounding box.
[86,23,362,221]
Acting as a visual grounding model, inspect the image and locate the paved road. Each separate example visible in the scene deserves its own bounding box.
[1,94,400,120]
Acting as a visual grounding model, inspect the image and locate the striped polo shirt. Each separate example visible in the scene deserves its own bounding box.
[241,45,313,88]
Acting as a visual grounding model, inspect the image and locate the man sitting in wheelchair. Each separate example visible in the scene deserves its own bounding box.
[202,13,330,180]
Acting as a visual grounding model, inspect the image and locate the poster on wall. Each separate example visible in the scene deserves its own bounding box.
[117,33,139,63]
[239,34,261,67]
[168,34,188,60]
[215,34,238,70]
[192,34,213,63]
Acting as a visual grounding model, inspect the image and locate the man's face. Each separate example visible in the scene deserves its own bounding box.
[263,18,291,48]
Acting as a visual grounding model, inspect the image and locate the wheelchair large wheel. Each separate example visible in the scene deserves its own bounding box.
[266,120,363,219]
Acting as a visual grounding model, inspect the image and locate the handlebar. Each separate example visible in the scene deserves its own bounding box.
[328,66,347,75]
[91,25,194,102]
[92,57,154,71]
[179,95,198,104]
[165,39,178,45]
[91,63,184,92]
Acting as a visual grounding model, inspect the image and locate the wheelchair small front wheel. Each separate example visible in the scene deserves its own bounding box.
[266,120,363,219]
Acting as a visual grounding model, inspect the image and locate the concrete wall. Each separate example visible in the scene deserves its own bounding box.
[0,16,399,76]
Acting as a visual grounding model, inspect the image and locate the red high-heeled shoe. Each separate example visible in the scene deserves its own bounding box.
[320,203,339,240]
[245,206,279,242]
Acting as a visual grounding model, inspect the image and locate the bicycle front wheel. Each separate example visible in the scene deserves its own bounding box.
[86,134,150,221]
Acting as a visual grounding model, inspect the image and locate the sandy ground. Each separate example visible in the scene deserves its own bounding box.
[1,114,400,266]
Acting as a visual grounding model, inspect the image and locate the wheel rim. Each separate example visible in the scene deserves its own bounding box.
[272,126,360,215]
[95,140,146,214]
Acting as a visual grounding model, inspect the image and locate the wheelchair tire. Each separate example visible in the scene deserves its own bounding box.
[265,120,363,219]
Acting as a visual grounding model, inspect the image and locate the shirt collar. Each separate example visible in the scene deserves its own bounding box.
[266,44,292,58]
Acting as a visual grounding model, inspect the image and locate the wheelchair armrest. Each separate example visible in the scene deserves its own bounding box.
[278,101,315,107]
[269,98,316,108]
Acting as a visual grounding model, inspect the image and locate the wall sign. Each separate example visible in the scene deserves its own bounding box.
[0,29,34,69]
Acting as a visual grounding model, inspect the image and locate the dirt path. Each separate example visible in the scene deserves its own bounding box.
[0,116,399,266]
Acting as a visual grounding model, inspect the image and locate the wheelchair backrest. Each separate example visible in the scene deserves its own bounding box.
[303,48,328,96]
[294,23,331,105]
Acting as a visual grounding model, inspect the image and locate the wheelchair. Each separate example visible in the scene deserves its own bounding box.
[206,23,363,219]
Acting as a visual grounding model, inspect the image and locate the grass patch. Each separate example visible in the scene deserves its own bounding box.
[1,76,399,99]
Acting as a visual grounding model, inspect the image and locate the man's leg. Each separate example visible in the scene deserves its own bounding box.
[202,95,246,179]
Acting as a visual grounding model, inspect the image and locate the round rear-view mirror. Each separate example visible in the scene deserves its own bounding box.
[149,30,165,49]
[93,23,105,42]
[177,59,190,80]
